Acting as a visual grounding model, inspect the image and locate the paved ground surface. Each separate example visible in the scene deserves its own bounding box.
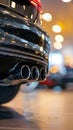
[0,85,73,130]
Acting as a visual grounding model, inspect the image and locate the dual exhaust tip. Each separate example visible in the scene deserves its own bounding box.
[15,64,46,81]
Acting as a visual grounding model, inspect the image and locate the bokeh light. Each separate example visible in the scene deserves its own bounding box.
[55,35,64,43]
[54,42,62,49]
[62,0,72,2]
[42,13,52,22]
[52,25,62,33]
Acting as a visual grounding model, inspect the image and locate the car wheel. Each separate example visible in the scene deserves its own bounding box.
[0,85,20,104]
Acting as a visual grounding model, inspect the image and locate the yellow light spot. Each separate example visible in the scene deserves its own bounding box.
[50,66,59,73]
[55,35,64,43]
[54,42,62,49]
[42,13,52,22]
[52,25,62,33]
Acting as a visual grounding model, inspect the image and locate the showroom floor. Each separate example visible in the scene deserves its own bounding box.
[0,86,73,130]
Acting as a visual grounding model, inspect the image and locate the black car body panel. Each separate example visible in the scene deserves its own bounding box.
[0,0,50,86]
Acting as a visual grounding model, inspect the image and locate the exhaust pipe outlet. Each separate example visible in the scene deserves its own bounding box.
[21,65,30,80]
[40,67,46,80]
[31,66,39,80]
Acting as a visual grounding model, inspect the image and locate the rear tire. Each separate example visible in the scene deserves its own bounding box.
[0,85,20,104]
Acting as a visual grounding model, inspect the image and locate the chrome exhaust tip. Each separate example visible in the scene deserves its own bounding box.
[40,67,46,80]
[21,65,30,80]
[31,66,39,81]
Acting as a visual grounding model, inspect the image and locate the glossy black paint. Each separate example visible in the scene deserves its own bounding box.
[0,1,50,86]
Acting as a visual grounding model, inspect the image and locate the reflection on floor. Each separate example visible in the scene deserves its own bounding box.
[0,85,73,130]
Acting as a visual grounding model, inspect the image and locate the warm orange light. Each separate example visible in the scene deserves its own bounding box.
[55,35,64,43]
[50,66,59,73]
[42,13,52,22]
[64,56,73,66]
[54,42,62,49]
[52,25,62,33]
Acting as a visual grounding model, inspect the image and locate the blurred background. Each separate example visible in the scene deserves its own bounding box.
[41,0,73,50]
[38,0,73,90]
[1,0,73,130]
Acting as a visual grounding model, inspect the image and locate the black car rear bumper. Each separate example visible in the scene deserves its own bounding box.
[0,6,50,86]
